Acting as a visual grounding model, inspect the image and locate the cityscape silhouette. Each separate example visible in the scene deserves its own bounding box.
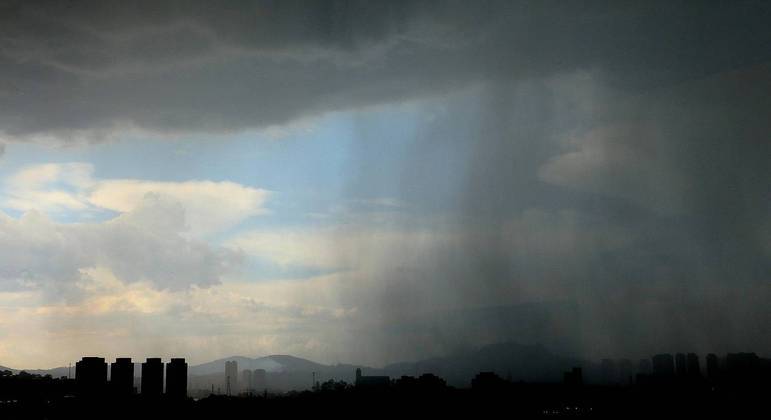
[1,349,769,418]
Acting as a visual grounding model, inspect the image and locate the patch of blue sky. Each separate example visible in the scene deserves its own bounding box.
[0,97,441,234]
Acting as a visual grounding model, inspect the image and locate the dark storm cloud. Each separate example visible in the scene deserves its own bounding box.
[2,0,770,141]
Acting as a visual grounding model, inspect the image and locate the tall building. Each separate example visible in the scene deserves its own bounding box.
[355,368,390,388]
[638,359,652,375]
[652,354,675,377]
[725,352,760,385]
[141,358,164,396]
[225,360,238,395]
[618,359,634,384]
[110,358,134,395]
[686,353,700,377]
[166,358,187,398]
[76,357,108,396]
[470,371,506,390]
[563,367,583,386]
[600,359,617,384]
[241,369,253,394]
[706,353,720,381]
[635,359,654,385]
[253,368,267,393]
[675,353,687,376]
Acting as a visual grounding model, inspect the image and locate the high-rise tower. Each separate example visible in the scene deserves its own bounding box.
[111,358,134,395]
[141,358,164,396]
[166,358,187,398]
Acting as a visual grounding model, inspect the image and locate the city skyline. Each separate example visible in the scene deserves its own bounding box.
[3,347,769,417]
[46,349,771,395]
[14,344,771,389]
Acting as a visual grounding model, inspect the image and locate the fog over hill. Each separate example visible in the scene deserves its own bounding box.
[186,341,582,391]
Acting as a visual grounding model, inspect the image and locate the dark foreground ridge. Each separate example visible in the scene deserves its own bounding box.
[1,351,769,419]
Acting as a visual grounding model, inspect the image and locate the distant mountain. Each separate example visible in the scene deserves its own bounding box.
[188,355,367,392]
[187,341,585,391]
[189,354,326,376]
[22,367,71,378]
[0,365,70,377]
[382,341,583,386]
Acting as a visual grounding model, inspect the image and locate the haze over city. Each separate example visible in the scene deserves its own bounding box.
[0,0,768,375]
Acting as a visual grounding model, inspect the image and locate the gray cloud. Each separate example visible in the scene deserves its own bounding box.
[2,1,770,142]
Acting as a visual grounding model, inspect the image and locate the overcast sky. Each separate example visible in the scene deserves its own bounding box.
[0,0,769,369]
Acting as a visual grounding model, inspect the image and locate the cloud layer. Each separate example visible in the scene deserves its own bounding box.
[0,195,243,297]
[0,163,271,296]
[3,162,269,236]
[2,1,770,143]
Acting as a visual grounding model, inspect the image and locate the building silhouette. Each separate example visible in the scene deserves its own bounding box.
[417,373,446,389]
[75,357,108,396]
[110,358,134,396]
[618,359,634,384]
[5,351,771,416]
[563,367,582,386]
[675,353,687,377]
[241,369,253,394]
[141,358,164,396]
[394,373,447,392]
[635,358,654,385]
[726,352,761,386]
[355,368,389,388]
[706,353,720,381]
[638,358,652,375]
[471,371,507,390]
[652,354,675,377]
[253,368,267,392]
[686,353,701,377]
[166,358,187,398]
[225,360,238,395]
[600,358,617,384]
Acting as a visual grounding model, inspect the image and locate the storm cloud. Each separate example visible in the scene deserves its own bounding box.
[1,1,769,141]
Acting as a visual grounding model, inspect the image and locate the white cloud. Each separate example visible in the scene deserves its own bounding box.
[0,193,242,295]
[1,162,269,237]
[3,163,96,213]
[90,179,269,237]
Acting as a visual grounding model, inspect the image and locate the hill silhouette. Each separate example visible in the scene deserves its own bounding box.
[186,341,582,391]
[382,342,582,386]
